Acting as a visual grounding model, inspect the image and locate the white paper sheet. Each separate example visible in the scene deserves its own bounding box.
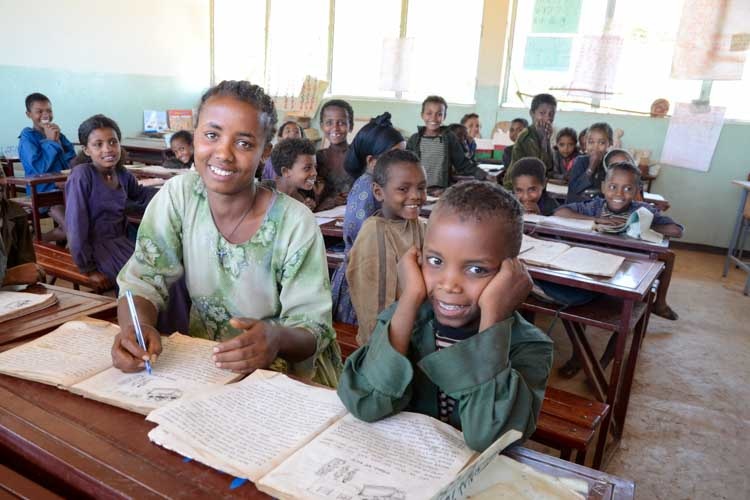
[660,103,725,172]
[568,35,623,98]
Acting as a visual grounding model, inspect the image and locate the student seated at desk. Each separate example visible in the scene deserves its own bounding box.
[262,138,317,210]
[504,94,557,189]
[565,122,613,203]
[1,194,43,286]
[261,121,305,181]
[316,99,355,211]
[163,130,194,169]
[337,181,553,451]
[407,95,487,194]
[501,118,529,170]
[18,92,76,242]
[331,113,405,326]
[447,123,474,160]
[510,157,559,216]
[65,114,157,286]
[551,127,579,182]
[555,162,684,320]
[346,149,427,345]
[112,80,342,388]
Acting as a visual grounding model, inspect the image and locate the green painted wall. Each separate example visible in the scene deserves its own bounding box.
[497,107,750,248]
[0,65,202,152]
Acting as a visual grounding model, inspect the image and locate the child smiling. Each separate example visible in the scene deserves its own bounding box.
[346,149,428,345]
[338,181,553,451]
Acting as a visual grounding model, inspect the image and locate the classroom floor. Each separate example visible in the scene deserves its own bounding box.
[533,248,750,499]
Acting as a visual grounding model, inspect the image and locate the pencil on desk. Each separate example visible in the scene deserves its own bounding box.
[125,290,152,375]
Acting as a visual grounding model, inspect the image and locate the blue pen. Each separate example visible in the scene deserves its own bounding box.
[125,290,152,374]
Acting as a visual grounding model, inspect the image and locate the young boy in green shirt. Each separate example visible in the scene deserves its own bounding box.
[337,181,553,451]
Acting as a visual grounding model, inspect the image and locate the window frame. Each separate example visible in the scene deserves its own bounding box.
[500,0,748,122]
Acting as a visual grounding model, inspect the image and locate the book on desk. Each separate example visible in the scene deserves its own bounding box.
[0,320,592,499]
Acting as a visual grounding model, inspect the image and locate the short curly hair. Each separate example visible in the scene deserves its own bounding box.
[372,149,422,187]
[510,157,546,185]
[271,138,316,176]
[197,80,278,143]
[433,181,524,256]
[421,95,448,114]
[320,99,354,131]
[170,130,193,145]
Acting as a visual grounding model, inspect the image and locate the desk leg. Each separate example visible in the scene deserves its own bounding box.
[723,189,748,277]
[592,299,633,470]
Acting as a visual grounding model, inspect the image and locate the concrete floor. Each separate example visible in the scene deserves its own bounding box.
[534,248,750,499]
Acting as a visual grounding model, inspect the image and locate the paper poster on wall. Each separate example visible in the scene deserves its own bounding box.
[380,38,415,92]
[524,37,572,71]
[532,0,582,34]
[568,35,623,98]
[671,0,750,80]
[660,103,725,172]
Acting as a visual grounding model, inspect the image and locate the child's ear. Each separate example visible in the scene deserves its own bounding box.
[373,182,385,202]
[81,146,91,157]
[365,154,376,169]
[280,166,290,178]
[25,110,32,120]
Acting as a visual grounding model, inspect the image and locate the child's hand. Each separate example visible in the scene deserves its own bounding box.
[303,197,316,210]
[595,216,623,226]
[111,324,162,372]
[212,318,281,374]
[2,263,44,286]
[478,258,532,331]
[397,246,427,306]
[523,202,540,215]
[42,123,60,142]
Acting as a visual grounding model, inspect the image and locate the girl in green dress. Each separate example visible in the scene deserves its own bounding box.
[111,81,342,387]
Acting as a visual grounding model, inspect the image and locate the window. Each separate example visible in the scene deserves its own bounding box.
[213,0,266,84]
[330,0,401,98]
[266,0,330,96]
[402,0,484,104]
[706,67,750,120]
[504,0,702,115]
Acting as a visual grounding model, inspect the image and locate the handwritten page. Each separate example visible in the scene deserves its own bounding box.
[258,412,475,500]
[549,246,625,278]
[518,237,570,267]
[147,370,346,481]
[0,291,57,322]
[532,0,582,34]
[660,103,726,172]
[568,35,623,98]
[0,320,118,387]
[71,333,240,415]
[671,0,750,80]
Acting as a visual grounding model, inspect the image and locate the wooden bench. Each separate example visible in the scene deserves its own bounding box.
[333,321,610,467]
[33,242,113,294]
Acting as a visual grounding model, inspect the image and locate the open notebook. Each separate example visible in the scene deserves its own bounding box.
[0,320,240,414]
[0,290,57,323]
[523,214,596,232]
[520,235,625,277]
[147,369,522,500]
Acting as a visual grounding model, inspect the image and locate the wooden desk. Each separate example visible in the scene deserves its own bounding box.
[1,174,68,241]
[124,165,185,180]
[523,221,670,258]
[524,244,663,469]
[0,284,116,351]
[121,138,168,165]
[722,180,750,295]
[0,463,63,500]
[0,373,634,499]
[318,220,344,239]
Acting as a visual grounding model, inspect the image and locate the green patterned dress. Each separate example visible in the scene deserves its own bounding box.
[117,172,342,387]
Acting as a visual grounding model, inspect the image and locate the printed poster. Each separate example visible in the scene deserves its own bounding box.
[532,0,582,34]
